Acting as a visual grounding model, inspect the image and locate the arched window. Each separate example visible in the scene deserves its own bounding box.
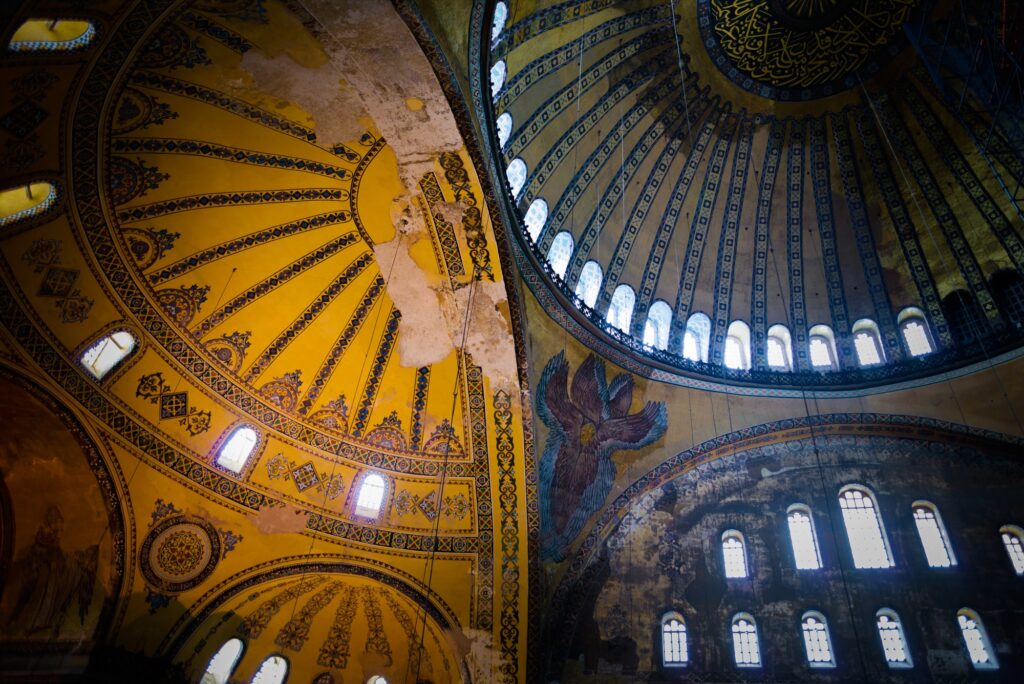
[251,655,288,684]
[8,19,96,52]
[366,677,389,684]
[661,613,688,667]
[722,530,748,578]
[523,198,547,242]
[506,158,526,200]
[355,472,387,518]
[808,324,838,370]
[912,501,956,568]
[1000,525,1024,575]
[991,269,1024,329]
[575,261,603,309]
[766,324,793,370]
[801,612,836,668]
[199,638,244,684]
[217,426,259,474]
[838,486,894,569]
[81,330,137,379]
[490,59,507,98]
[312,674,335,684]
[731,613,761,667]
[606,285,636,333]
[495,112,513,150]
[852,319,884,366]
[491,1,508,42]
[724,321,751,370]
[0,182,57,227]
[876,609,912,668]
[787,504,822,570]
[547,231,574,278]
[898,307,934,356]
[682,313,711,363]
[943,290,986,345]
[643,300,672,350]
[957,609,998,670]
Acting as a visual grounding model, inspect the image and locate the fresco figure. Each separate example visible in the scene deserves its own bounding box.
[536,352,667,560]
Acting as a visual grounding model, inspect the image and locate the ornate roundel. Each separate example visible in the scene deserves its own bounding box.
[140,515,221,593]
[698,0,920,101]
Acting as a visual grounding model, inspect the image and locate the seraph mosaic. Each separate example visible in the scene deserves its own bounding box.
[536,352,667,560]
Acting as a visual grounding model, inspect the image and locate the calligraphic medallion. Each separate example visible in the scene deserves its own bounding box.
[698,0,920,100]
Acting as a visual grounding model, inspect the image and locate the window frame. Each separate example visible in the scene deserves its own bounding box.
[787,504,823,571]
[547,231,574,279]
[214,424,261,475]
[957,608,999,670]
[766,324,793,370]
[79,328,138,381]
[837,485,895,569]
[800,610,836,668]
[495,112,513,150]
[731,612,762,668]
[808,324,839,370]
[506,158,527,200]
[897,307,935,356]
[724,320,751,371]
[352,471,389,520]
[721,529,749,579]
[660,611,689,668]
[606,284,636,333]
[1000,524,1024,575]
[643,300,672,351]
[575,260,603,309]
[682,312,711,363]
[523,197,548,243]
[911,500,957,568]
[250,653,289,684]
[875,608,913,669]
[852,318,885,367]
[199,637,245,684]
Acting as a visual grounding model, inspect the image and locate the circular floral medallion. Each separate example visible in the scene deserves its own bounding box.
[140,515,221,592]
[698,0,920,101]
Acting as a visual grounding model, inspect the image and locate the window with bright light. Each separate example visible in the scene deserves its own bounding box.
[251,655,288,684]
[876,609,912,668]
[0,182,57,227]
[490,59,506,98]
[912,502,956,568]
[547,231,574,278]
[506,158,526,200]
[355,472,387,518]
[575,261,603,309]
[661,613,688,667]
[523,198,548,242]
[199,638,244,684]
[606,285,636,333]
[853,319,884,366]
[808,325,838,370]
[724,321,751,370]
[838,487,894,569]
[644,301,672,350]
[899,308,934,356]
[81,330,137,379]
[732,614,761,667]
[801,612,835,668]
[722,530,748,578]
[958,610,998,670]
[367,677,389,684]
[1001,525,1024,575]
[8,19,96,52]
[496,112,512,150]
[216,426,258,474]
[766,324,792,370]
[491,1,508,42]
[683,313,711,362]
[787,505,823,570]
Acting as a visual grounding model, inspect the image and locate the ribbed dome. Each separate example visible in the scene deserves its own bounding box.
[483,0,1024,391]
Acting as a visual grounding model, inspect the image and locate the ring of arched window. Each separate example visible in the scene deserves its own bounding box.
[199,638,244,684]
[801,611,836,667]
[852,319,884,367]
[766,324,793,370]
[490,59,507,98]
[523,198,548,243]
[251,654,289,684]
[575,261,603,309]
[8,19,96,52]
[876,609,912,668]
[808,324,838,370]
[490,1,508,43]
[0,182,58,228]
[724,321,751,371]
[661,612,689,667]
[495,112,513,150]
[80,329,137,380]
[957,609,998,669]
[837,485,894,569]
[787,504,822,570]
[547,231,573,279]
[682,313,711,363]
[606,284,636,333]
[643,301,672,351]
[897,307,935,357]
[999,525,1024,575]
[911,501,956,568]
[506,158,526,200]
[354,471,388,519]
[721,530,749,578]
[215,425,260,474]
[731,613,761,667]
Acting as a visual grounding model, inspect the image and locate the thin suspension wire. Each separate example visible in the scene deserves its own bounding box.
[668,0,695,146]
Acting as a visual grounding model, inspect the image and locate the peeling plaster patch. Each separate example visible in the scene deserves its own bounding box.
[247,501,309,534]
[405,96,425,111]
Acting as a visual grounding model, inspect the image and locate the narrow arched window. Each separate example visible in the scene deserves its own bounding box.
[8,19,96,52]
[81,330,136,379]
[506,158,526,200]
[766,324,792,370]
[838,486,894,569]
[876,609,912,668]
[957,609,998,669]
[682,313,711,363]
[0,182,57,227]
[722,530,748,578]
[523,198,548,242]
[801,612,835,668]
[943,290,986,344]
[643,300,672,350]
[898,307,934,356]
[490,59,507,98]
[491,1,508,42]
[661,613,688,667]
[731,613,761,667]
[912,502,956,568]
[495,112,513,150]
[366,677,389,684]
[991,269,1024,329]
[852,319,884,366]
[606,285,636,333]
[547,231,573,278]
[355,472,387,518]
[217,426,258,474]
[575,261,603,309]
[787,504,822,570]
[199,638,244,684]
[251,655,288,684]
[724,321,751,370]
[808,324,838,370]
[1000,525,1024,575]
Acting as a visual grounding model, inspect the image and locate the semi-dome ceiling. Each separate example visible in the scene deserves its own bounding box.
[483,0,1024,391]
